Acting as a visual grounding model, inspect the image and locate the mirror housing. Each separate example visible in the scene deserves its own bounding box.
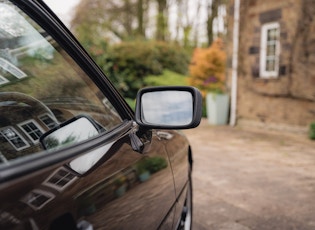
[135,86,202,129]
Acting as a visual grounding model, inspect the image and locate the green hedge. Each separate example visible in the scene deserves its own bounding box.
[102,41,190,99]
[144,69,188,86]
[309,122,315,140]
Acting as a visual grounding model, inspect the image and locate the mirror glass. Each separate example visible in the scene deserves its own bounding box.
[41,117,99,150]
[141,91,193,126]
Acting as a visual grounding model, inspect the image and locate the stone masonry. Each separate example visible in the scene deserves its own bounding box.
[226,0,315,132]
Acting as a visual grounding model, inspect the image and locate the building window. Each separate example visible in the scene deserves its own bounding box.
[0,57,27,79]
[0,74,9,85]
[39,114,57,129]
[260,22,280,78]
[18,120,44,143]
[44,168,77,191]
[22,189,55,210]
[0,127,30,150]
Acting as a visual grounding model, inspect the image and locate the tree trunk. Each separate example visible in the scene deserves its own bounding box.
[207,0,220,46]
[137,0,145,37]
[156,0,168,41]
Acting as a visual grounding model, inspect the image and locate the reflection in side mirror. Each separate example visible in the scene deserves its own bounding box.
[142,91,193,126]
[135,86,202,129]
[40,116,101,150]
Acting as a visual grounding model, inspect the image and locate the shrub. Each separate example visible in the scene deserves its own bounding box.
[188,38,226,97]
[309,122,315,140]
[124,97,136,111]
[102,41,190,99]
[136,157,167,174]
[153,42,190,75]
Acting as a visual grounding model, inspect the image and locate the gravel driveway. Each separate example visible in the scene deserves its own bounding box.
[184,119,315,230]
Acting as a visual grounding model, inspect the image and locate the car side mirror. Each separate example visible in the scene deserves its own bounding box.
[135,86,202,129]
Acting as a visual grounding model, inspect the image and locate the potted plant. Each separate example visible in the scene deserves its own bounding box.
[189,38,229,125]
[114,174,127,197]
[136,157,168,182]
[136,159,151,182]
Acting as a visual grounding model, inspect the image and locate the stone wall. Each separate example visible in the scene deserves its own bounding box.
[227,0,315,130]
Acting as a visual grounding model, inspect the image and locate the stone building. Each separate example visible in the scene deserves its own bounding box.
[226,0,315,133]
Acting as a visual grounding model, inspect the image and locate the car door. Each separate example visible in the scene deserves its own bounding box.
[0,1,177,229]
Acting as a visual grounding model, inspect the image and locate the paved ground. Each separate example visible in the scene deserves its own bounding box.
[183,119,315,230]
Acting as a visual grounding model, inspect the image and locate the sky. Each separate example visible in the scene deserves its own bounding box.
[43,0,80,27]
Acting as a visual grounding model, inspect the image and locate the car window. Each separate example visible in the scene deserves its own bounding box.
[0,1,122,164]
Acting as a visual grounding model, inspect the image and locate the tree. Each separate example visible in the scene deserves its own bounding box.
[71,0,144,43]
[155,0,168,41]
[137,0,145,36]
[207,0,219,46]
[206,0,228,46]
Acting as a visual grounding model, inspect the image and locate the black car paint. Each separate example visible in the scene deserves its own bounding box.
[0,1,201,229]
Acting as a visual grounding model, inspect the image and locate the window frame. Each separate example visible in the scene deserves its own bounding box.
[39,113,58,129]
[18,119,45,144]
[260,22,280,78]
[0,126,30,151]
[43,167,77,191]
[0,74,9,85]
[21,189,55,210]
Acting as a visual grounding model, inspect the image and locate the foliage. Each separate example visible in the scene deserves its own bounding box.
[114,174,127,187]
[188,38,226,97]
[125,97,136,111]
[71,0,144,42]
[154,42,190,74]
[102,41,190,98]
[136,157,168,174]
[309,122,315,140]
[103,41,160,98]
[70,0,227,47]
[144,70,188,86]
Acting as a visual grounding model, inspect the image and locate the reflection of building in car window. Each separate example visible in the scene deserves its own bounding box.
[0,127,30,151]
[18,119,45,143]
[0,57,27,83]
[0,5,122,164]
[0,75,9,85]
[0,92,57,162]
[39,114,58,129]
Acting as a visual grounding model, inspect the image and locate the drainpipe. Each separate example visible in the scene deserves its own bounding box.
[229,0,240,126]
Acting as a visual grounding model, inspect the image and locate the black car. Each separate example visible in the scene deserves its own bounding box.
[0,0,202,229]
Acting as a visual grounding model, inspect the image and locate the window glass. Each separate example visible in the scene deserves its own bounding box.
[39,114,58,129]
[260,22,280,78]
[1,127,30,151]
[18,120,44,143]
[0,1,122,164]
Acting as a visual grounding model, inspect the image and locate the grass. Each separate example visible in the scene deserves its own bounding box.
[144,69,189,86]
[125,69,189,111]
